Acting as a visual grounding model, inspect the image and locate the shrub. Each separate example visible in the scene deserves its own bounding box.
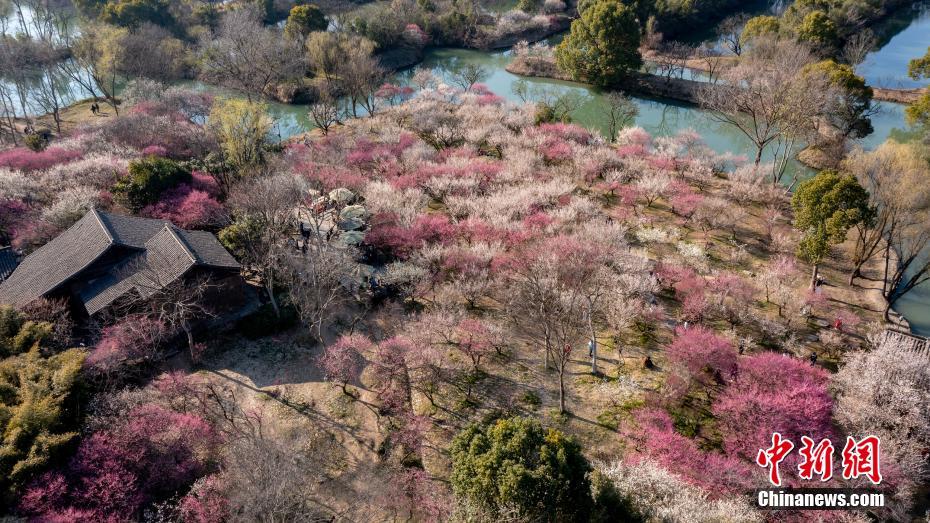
[0,147,81,172]
[141,184,228,229]
[113,156,192,212]
[0,305,53,356]
[24,132,49,152]
[19,404,220,521]
[450,416,593,520]
[0,345,85,501]
[666,326,736,383]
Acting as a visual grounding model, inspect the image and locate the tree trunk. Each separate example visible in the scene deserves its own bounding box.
[558,366,566,413]
[265,275,281,318]
[883,301,892,323]
[590,337,598,375]
[809,263,819,290]
[588,310,598,375]
[848,264,861,286]
[183,322,196,360]
[882,241,891,297]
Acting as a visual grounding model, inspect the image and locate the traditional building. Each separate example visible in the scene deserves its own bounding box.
[0,209,242,318]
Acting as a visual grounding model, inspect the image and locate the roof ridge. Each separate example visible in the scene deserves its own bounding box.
[163,225,199,264]
[89,208,115,245]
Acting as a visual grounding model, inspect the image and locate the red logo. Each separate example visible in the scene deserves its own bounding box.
[797,436,834,481]
[756,432,794,486]
[841,435,882,484]
[757,434,882,486]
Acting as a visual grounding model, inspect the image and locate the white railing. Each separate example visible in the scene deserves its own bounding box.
[880,328,929,355]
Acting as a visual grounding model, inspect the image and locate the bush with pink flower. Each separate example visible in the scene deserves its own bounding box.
[19,405,221,521]
[0,147,82,172]
[141,184,229,229]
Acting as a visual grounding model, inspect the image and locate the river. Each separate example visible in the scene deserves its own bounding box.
[2,4,928,334]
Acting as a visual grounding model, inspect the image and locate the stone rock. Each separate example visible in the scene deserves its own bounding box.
[338,205,368,231]
[329,187,355,204]
[339,230,366,246]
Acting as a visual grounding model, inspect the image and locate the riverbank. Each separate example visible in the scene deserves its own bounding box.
[506,54,706,104]
[643,49,928,103]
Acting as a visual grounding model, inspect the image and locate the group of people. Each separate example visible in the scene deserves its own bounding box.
[90,102,102,115]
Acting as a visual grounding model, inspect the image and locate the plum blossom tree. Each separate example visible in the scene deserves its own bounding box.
[598,459,763,522]
[635,170,672,208]
[317,334,372,394]
[714,352,833,461]
[141,184,229,229]
[667,326,737,384]
[758,255,800,316]
[19,405,221,521]
[505,229,644,409]
[85,314,166,378]
[833,333,930,510]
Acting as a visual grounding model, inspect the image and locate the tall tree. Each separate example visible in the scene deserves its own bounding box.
[845,142,930,286]
[62,22,126,114]
[199,7,304,101]
[803,59,875,139]
[207,98,272,172]
[699,36,830,185]
[450,417,593,521]
[716,13,749,56]
[792,170,874,289]
[554,0,642,88]
[284,4,327,40]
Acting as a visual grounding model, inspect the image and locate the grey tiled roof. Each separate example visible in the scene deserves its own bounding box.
[0,209,239,314]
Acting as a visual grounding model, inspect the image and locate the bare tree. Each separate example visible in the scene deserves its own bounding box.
[698,37,830,186]
[446,62,490,91]
[695,43,725,84]
[278,190,361,342]
[842,29,876,67]
[221,435,335,522]
[338,49,384,118]
[116,23,188,83]
[199,7,305,101]
[507,251,589,412]
[308,87,342,135]
[652,41,691,83]
[108,251,220,359]
[845,142,930,286]
[0,82,17,144]
[59,23,124,114]
[716,13,749,56]
[512,78,590,122]
[882,210,930,322]
[603,91,638,142]
[226,171,305,317]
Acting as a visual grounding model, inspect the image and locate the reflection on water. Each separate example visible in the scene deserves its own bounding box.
[857,1,930,89]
